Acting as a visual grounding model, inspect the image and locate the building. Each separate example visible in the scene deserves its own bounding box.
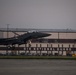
[0,28,76,56]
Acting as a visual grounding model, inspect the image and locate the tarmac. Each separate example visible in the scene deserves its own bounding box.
[0,59,76,75]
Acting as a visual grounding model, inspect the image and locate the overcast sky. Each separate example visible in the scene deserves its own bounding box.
[0,0,76,29]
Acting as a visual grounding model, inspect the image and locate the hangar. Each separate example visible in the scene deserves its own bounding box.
[0,28,76,56]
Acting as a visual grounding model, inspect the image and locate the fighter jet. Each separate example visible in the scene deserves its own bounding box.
[0,31,51,46]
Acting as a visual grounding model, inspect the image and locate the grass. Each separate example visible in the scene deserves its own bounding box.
[0,56,76,60]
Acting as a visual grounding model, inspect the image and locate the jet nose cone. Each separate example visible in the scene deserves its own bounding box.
[46,33,51,36]
[42,33,51,37]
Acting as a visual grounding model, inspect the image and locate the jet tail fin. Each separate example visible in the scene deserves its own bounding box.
[12,32,20,36]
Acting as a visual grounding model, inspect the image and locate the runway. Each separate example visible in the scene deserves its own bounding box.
[0,59,76,75]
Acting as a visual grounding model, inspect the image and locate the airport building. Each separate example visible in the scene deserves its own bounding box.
[0,28,76,56]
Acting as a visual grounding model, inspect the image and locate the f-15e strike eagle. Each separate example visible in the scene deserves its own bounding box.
[0,31,51,46]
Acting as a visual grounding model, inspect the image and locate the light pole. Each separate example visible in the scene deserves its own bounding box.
[7,24,10,38]
[6,24,10,55]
